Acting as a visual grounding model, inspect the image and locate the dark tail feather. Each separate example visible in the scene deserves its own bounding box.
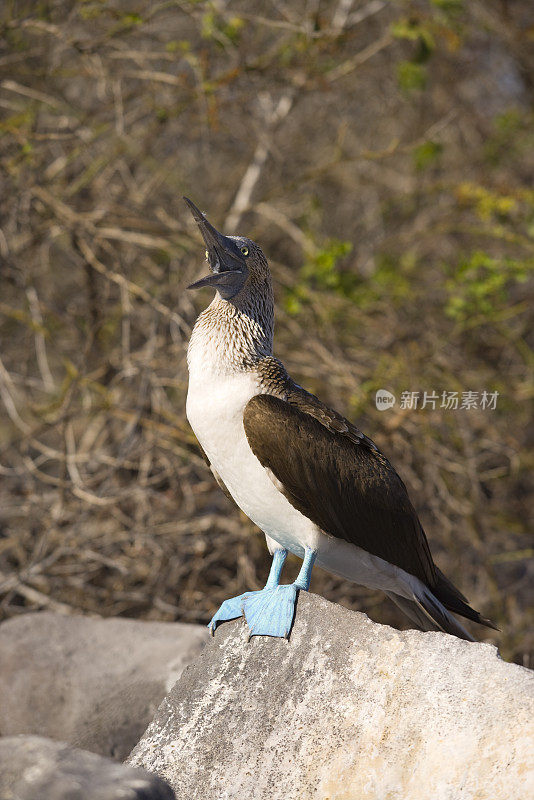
[386,590,476,642]
[433,568,499,632]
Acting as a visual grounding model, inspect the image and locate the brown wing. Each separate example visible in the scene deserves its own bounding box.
[243,393,437,588]
[285,380,382,453]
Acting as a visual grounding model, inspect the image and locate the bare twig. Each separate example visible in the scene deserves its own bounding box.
[26,287,55,392]
[76,237,190,335]
[326,32,393,81]
[0,355,31,434]
[225,92,295,230]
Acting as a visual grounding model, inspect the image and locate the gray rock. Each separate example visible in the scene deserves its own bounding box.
[0,613,207,760]
[0,735,175,800]
[129,592,534,800]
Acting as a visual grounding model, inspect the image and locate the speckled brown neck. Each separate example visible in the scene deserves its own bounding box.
[188,276,275,375]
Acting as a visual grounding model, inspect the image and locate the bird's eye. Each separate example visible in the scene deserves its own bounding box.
[240,246,249,256]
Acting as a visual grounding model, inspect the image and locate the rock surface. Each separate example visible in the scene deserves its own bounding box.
[0,612,207,760]
[0,735,175,800]
[129,592,534,800]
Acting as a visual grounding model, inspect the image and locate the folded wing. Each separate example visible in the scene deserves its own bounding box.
[243,392,437,588]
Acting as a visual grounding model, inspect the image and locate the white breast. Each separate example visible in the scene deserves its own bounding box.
[186,367,321,558]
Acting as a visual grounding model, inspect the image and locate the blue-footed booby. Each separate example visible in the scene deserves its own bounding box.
[184,197,497,641]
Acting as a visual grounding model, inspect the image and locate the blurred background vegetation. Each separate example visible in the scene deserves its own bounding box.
[0,0,532,665]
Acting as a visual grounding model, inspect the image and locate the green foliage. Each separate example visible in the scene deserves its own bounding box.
[121,13,143,28]
[484,109,534,165]
[397,61,427,92]
[347,252,415,314]
[284,239,353,315]
[391,18,435,56]
[78,1,106,21]
[392,3,465,89]
[301,239,353,290]
[430,0,464,15]
[201,10,244,45]
[457,182,519,222]
[445,251,531,322]
[413,140,443,170]
[165,40,191,53]
[392,15,434,93]
[494,108,523,135]
[284,244,417,317]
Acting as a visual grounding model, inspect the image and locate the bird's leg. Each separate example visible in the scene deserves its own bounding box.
[243,546,317,639]
[294,546,317,590]
[207,548,288,635]
[264,548,288,588]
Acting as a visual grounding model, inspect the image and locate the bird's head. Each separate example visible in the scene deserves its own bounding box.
[184,197,270,301]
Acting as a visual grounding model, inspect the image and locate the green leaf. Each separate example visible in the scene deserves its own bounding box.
[413,140,443,170]
[391,20,435,51]
[444,251,534,322]
[397,61,427,92]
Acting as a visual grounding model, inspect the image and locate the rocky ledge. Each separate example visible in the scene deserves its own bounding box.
[129,592,534,800]
[0,612,207,761]
[0,735,174,800]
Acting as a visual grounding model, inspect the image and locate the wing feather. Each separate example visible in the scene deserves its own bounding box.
[243,393,437,588]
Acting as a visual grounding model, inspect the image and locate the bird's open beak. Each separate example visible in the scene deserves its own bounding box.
[184,197,247,299]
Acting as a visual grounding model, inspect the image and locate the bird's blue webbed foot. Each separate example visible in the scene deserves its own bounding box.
[207,591,255,634]
[207,547,317,639]
[207,548,288,635]
[242,583,298,638]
